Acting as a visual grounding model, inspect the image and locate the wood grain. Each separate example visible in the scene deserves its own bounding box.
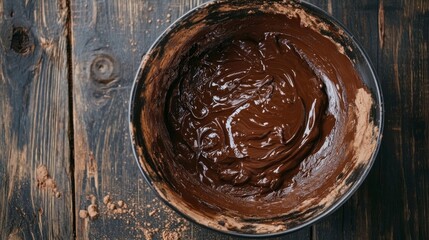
[1,0,427,239]
[70,0,310,239]
[0,0,73,239]
[377,0,429,238]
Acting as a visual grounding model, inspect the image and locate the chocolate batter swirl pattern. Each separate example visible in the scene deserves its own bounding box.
[167,31,333,195]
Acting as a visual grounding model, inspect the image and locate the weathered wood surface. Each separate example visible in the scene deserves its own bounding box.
[0,0,73,239]
[1,0,428,239]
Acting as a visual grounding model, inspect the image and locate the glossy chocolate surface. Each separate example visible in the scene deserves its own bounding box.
[166,16,336,197]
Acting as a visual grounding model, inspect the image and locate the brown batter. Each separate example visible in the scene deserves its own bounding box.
[133,1,380,234]
[165,13,361,201]
[166,17,336,196]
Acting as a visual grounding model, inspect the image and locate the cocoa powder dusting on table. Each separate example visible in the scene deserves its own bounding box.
[36,165,61,198]
[77,187,190,239]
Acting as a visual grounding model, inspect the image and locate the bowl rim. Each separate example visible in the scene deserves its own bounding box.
[128,0,385,237]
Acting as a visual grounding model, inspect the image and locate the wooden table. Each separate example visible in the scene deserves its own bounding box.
[1,0,428,239]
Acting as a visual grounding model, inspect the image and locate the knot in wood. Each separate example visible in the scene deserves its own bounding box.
[11,27,34,55]
[90,54,118,83]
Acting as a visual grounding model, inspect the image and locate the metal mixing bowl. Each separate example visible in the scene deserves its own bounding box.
[129,0,384,237]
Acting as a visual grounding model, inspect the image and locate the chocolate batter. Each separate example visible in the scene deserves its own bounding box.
[133,1,380,234]
[165,13,357,200]
[166,22,336,196]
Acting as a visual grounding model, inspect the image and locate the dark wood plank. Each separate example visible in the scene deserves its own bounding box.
[70,0,310,239]
[375,0,429,238]
[0,0,74,239]
[311,0,429,239]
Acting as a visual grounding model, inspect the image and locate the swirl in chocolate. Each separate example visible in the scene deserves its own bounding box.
[167,30,335,196]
